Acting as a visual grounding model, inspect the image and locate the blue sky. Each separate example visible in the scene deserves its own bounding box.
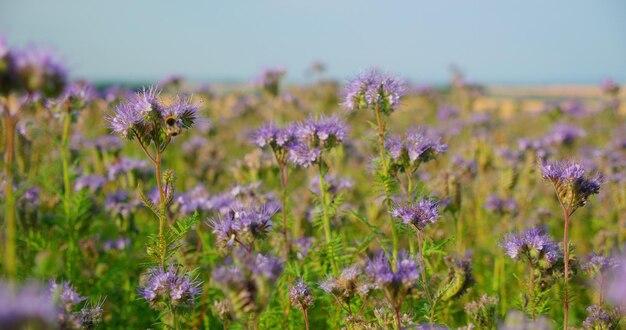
[1,0,625,84]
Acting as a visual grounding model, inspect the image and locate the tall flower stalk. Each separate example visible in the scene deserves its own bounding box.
[541,161,601,329]
[108,87,198,266]
[0,42,67,277]
[343,69,405,266]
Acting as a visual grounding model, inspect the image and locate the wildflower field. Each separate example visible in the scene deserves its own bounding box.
[1,40,625,330]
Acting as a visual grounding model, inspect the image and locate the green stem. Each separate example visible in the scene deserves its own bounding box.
[61,110,77,280]
[155,150,167,266]
[318,159,337,274]
[3,112,17,277]
[563,208,570,330]
[374,105,397,266]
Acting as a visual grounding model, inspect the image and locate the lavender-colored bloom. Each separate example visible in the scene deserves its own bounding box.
[20,187,41,209]
[74,175,106,193]
[484,194,517,215]
[138,266,202,309]
[159,95,199,136]
[544,122,585,145]
[342,68,406,114]
[208,202,279,250]
[105,190,140,218]
[385,129,447,171]
[12,47,67,97]
[88,135,123,153]
[107,157,149,180]
[319,264,372,301]
[500,227,561,269]
[287,142,320,168]
[581,253,618,275]
[0,282,57,329]
[182,135,208,154]
[295,115,348,149]
[605,257,626,308]
[78,301,104,329]
[293,236,315,260]
[391,199,439,231]
[309,174,353,195]
[437,105,460,121]
[176,184,211,214]
[49,281,85,311]
[213,251,283,317]
[541,160,601,214]
[251,122,296,149]
[582,305,622,329]
[289,280,314,311]
[365,251,420,307]
[102,237,131,251]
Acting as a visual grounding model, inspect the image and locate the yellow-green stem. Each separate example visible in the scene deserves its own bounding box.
[3,113,17,277]
[318,160,337,274]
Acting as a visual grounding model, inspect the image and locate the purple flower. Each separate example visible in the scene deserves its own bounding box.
[483,194,517,215]
[88,135,123,153]
[251,122,296,150]
[207,203,279,250]
[74,175,106,193]
[176,184,211,214]
[437,105,460,121]
[289,280,314,311]
[605,257,626,308]
[254,67,286,96]
[309,174,353,195]
[105,190,140,218]
[102,237,131,251]
[49,281,85,311]
[391,199,439,231]
[20,187,41,209]
[0,282,57,329]
[138,266,202,309]
[319,265,372,301]
[365,251,420,306]
[287,142,320,168]
[541,160,601,214]
[295,115,348,149]
[582,305,622,329]
[386,129,447,172]
[581,253,618,275]
[107,157,149,180]
[342,68,406,114]
[12,47,67,97]
[544,122,585,145]
[160,95,199,136]
[500,227,561,269]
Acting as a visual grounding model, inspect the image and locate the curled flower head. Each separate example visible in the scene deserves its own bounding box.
[500,227,561,270]
[138,266,202,310]
[289,280,314,311]
[342,68,406,114]
[391,199,439,231]
[541,160,601,215]
[49,280,85,311]
[438,255,474,301]
[295,115,348,150]
[581,252,618,277]
[287,142,320,168]
[11,47,67,97]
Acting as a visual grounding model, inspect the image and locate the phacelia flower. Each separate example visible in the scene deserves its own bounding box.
[74,175,106,193]
[342,68,406,114]
[605,257,626,309]
[541,160,601,215]
[391,199,439,231]
[544,122,586,146]
[582,305,622,330]
[108,86,198,143]
[365,251,420,307]
[320,264,374,305]
[295,115,348,150]
[0,282,57,330]
[213,251,283,318]
[386,129,447,172]
[289,280,314,311]
[208,202,279,251]
[465,295,498,330]
[484,194,517,215]
[49,281,85,311]
[287,142,321,168]
[138,266,202,310]
[251,122,296,150]
[12,48,67,97]
[500,227,561,270]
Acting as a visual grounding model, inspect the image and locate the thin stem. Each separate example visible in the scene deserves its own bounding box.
[529,267,535,319]
[394,306,402,330]
[3,112,17,277]
[276,151,290,259]
[303,309,310,330]
[563,207,570,330]
[374,105,398,266]
[416,229,434,320]
[61,110,78,280]
[318,159,337,274]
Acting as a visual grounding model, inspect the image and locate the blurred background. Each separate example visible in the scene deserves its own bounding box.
[1,0,625,86]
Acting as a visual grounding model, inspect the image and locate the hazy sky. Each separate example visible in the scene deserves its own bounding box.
[1,0,625,84]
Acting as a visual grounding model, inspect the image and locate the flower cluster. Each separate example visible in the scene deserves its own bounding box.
[541,160,601,215]
[501,227,561,270]
[251,122,297,151]
[213,251,283,319]
[0,282,57,330]
[108,87,198,144]
[138,266,202,310]
[289,280,314,311]
[386,129,447,173]
[342,68,406,114]
[365,251,420,306]
[208,202,280,251]
[288,115,348,168]
[391,199,440,231]
[582,305,623,330]
[320,265,375,305]
[483,194,517,215]
[0,42,67,97]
